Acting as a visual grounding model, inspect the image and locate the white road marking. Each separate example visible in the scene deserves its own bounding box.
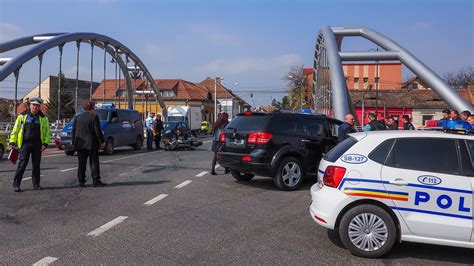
[43,153,65,158]
[143,194,168,206]
[196,171,208,177]
[102,151,157,163]
[175,180,192,189]
[119,173,126,176]
[33,256,58,266]
[87,216,128,237]
[13,175,45,183]
[60,167,78,172]
[132,168,138,171]
[215,164,221,169]
[203,140,213,143]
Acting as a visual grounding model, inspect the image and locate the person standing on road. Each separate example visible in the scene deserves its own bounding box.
[385,116,398,130]
[338,113,356,143]
[72,100,107,187]
[402,115,415,130]
[211,112,230,175]
[9,97,50,192]
[450,110,461,120]
[154,114,164,150]
[145,112,156,151]
[440,109,450,120]
[460,110,471,121]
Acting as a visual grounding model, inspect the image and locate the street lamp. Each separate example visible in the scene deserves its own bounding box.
[214,77,223,122]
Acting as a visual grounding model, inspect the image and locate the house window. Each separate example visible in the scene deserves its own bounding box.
[160,90,175,97]
[363,77,368,88]
[422,115,434,126]
[354,78,359,89]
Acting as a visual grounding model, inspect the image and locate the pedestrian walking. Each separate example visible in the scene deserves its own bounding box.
[154,114,164,150]
[9,97,50,192]
[211,112,230,175]
[363,112,386,131]
[338,113,356,142]
[402,115,415,130]
[145,112,155,151]
[72,100,107,187]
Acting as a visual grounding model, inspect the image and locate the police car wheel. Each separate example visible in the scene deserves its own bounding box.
[273,157,303,191]
[339,204,396,258]
[230,170,254,181]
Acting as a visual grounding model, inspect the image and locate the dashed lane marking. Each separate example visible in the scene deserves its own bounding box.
[60,167,78,172]
[43,153,65,158]
[215,164,221,169]
[144,194,168,206]
[33,256,58,266]
[87,216,128,237]
[10,175,43,182]
[175,180,192,189]
[203,140,213,144]
[102,151,158,163]
[196,171,208,177]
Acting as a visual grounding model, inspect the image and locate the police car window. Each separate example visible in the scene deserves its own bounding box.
[386,138,459,175]
[110,111,119,121]
[325,137,357,162]
[118,110,131,122]
[368,139,395,164]
[460,140,474,176]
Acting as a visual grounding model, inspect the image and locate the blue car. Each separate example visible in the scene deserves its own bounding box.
[60,106,144,155]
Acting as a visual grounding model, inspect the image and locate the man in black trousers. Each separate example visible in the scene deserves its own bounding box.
[72,100,107,187]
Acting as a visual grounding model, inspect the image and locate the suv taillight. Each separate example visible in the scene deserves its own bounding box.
[322,166,346,188]
[219,132,226,143]
[247,132,272,145]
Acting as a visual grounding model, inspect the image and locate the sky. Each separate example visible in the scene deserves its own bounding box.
[0,0,473,106]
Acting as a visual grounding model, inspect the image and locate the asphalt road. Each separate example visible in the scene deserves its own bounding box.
[0,138,473,265]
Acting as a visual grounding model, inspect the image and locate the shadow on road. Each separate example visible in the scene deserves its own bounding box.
[230,176,316,192]
[37,180,170,190]
[0,167,58,173]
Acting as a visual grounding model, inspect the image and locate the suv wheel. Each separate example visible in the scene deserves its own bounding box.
[230,170,254,181]
[104,138,114,155]
[339,204,396,258]
[273,157,303,191]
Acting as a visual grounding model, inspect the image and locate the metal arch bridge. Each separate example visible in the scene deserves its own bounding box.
[313,25,473,123]
[0,32,167,118]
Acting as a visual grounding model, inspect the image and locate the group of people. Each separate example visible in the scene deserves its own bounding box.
[9,98,107,192]
[337,108,474,143]
[145,112,164,150]
[440,109,474,124]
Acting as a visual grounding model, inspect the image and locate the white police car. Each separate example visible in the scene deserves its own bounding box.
[309,127,473,258]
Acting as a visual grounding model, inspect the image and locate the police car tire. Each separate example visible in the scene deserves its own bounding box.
[132,136,142,150]
[339,204,396,258]
[230,170,254,181]
[273,157,303,191]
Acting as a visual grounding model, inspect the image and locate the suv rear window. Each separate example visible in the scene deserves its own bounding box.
[325,137,357,162]
[227,115,270,130]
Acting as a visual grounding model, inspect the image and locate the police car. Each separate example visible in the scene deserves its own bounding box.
[309,122,473,258]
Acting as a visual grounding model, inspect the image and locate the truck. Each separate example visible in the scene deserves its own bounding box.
[166,106,202,135]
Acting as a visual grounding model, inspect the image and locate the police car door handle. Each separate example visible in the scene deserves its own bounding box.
[390,178,408,186]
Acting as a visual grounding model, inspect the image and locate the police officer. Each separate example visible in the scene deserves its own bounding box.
[9,97,50,192]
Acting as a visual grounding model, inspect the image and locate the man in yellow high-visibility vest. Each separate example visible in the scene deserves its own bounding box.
[9,97,50,192]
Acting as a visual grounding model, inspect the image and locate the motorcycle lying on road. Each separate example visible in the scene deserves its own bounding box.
[162,135,203,151]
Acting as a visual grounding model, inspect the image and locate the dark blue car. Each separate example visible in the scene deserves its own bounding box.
[60,106,144,155]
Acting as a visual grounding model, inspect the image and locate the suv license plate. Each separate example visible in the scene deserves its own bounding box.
[232,139,245,145]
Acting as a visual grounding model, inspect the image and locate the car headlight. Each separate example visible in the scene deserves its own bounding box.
[60,132,68,137]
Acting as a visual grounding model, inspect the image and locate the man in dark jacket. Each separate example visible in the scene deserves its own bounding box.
[72,101,107,187]
[364,112,386,131]
[402,115,415,130]
[385,116,398,130]
[338,113,357,143]
[154,114,164,150]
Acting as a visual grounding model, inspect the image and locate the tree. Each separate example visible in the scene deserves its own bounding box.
[283,65,307,110]
[271,96,291,110]
[47,73,75,121]
[444,67,474,91]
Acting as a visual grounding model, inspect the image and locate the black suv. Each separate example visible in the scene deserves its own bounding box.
[217,111,342,190]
